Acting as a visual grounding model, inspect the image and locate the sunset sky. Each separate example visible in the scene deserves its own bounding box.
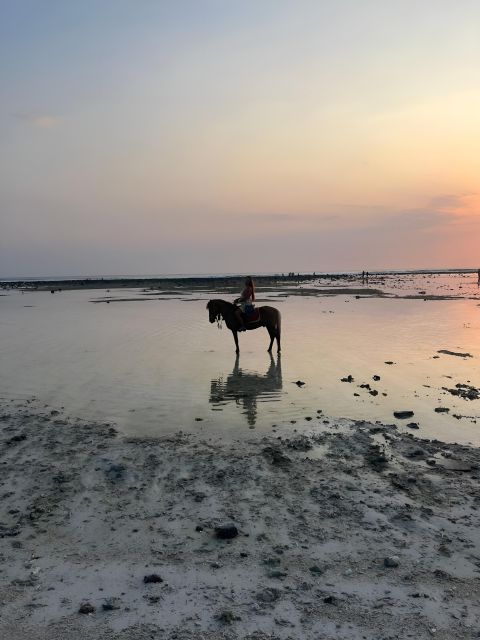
[1,1,479,277]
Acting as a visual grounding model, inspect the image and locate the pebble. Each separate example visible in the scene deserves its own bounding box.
[384,556,400,568]
[143,574,163,584]
[309,565,323,574]
[394,411,414,419]
[216,610,239,624]
[102,597,121,611]
[215,524,239,540]
[78,602,95,614]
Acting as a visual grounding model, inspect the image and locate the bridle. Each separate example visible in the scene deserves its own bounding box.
[207,300,224,329]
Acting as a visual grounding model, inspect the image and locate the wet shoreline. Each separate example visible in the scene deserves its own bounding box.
[1,398,480,639]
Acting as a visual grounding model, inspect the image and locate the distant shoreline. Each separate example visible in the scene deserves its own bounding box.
[1,268,479,291]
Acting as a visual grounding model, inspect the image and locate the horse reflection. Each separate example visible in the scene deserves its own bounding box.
[210,354,282,426]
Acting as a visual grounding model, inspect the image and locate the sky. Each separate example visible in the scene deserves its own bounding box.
[1,0,479,277]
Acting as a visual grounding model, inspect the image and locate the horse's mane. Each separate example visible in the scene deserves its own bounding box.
[207,299,235,310]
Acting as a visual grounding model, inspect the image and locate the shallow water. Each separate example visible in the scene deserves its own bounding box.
[1,275,479,444]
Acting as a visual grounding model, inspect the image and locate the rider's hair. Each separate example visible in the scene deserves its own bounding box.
[246,275,255,301]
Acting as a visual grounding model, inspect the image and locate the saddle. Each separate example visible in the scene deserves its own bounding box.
[243,308,261,324]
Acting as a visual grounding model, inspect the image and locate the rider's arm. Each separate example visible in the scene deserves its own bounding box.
[238,286,252,302]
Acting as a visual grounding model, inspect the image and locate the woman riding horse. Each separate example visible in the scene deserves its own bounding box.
[207,278,281,353]
[234,276,256,331]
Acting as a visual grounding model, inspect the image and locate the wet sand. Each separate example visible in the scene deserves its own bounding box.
[1,398,480,640]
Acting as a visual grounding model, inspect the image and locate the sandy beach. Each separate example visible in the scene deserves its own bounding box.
[1,396,479,639]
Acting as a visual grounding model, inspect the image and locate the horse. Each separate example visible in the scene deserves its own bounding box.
[207,299,281,354]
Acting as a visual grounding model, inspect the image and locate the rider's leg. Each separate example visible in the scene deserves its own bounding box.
[235,308,246,331]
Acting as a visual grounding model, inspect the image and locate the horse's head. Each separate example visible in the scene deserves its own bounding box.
[206,299,220,324]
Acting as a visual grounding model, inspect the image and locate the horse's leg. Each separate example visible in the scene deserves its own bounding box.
[232,330,239,354]
[276,315,281,353]
[267,327,275,352]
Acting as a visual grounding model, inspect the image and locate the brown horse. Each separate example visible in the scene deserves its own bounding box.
[207,299,281,354]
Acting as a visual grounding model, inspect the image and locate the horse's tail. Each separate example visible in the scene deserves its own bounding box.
[276,310,281,336]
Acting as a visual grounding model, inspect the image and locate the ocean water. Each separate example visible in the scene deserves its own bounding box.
[1,273,479,444]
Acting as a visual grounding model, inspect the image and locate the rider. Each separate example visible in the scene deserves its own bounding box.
[234,276,256,331]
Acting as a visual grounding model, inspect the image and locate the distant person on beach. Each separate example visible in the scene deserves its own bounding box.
[234,276,256,331]
[477,268,480,284]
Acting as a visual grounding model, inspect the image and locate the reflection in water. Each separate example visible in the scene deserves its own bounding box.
[210,354,283,426]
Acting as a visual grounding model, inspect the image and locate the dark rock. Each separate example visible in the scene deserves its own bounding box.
[406,422,419,429]
[437,349,473,358]
[8,434,27,444]
[373,375,381,381]
[79,602,95,614]
[294,380,305,387]
[434,407,449,413]
[216,610,240,624]
[323,595,337,604]
[394,411,414,419]
[143,574,163,584]
[341,375,354,383]
[384,556,400,568]
[102,597,121,611]
[195,525,204,532]
[309,565,323,575]
[443,383,479,401]
[215,524,238,540]
[369,389,378,396]
[106,463,126,482]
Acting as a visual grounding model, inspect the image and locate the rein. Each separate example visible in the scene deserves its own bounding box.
[210,299,235,330]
